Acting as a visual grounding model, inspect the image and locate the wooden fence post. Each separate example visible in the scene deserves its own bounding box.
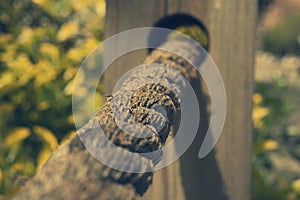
[104,0,257,199]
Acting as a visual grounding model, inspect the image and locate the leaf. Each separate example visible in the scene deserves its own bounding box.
[84,38,99,53]
[39,42,60,63]
[64,70,87,96]
[36,147,53,172]
[262,139,279,151]
[57,21,79,41]
[11,161,35,175]
[17,27,34,44]
[37,101,50,111]
[0,73,15,92]
[0,43,17,64]
[0,169,3,186]
[70,0,90,12]
[63,68,77,81]
[33,59,58,86]
[33,126,58,151]
[6,53,34,86]
[292,179,300,194]
[32,0,52,8]
[4,127,31,148]
[66,47,85,63]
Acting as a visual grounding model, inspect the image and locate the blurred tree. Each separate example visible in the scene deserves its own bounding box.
[262,12,300,56]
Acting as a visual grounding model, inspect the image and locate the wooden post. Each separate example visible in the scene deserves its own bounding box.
[104,0,257,199]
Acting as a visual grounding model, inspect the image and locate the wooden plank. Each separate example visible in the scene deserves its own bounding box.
[205,1,257,199]
[104,0,165,93]
[166,0,208,21]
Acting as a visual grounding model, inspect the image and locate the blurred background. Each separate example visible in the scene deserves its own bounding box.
[0,0,300,199]
[0,0,105,197]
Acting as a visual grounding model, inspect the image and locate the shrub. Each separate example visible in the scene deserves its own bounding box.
[0,0,105,197]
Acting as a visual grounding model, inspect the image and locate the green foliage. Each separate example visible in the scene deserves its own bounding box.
[254,77,291,141]
[262,12,300,56]
[253,75,300,200]
[253,165,290,200]
[0,0,105,197]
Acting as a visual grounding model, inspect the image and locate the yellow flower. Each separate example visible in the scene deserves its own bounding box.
[253,107,269,119]
[33,126,58,151]
[262,139,279,151]
[252,93,263,105]
[252,106,269,128]
[57,21,79,41]
[5,127,31,147]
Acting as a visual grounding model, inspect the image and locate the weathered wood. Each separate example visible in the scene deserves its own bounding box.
[206,1,256,199]
[104,1,257,200]
[11,38,204,200]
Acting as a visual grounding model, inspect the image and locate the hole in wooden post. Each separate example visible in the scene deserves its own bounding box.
[148,13,210,53]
